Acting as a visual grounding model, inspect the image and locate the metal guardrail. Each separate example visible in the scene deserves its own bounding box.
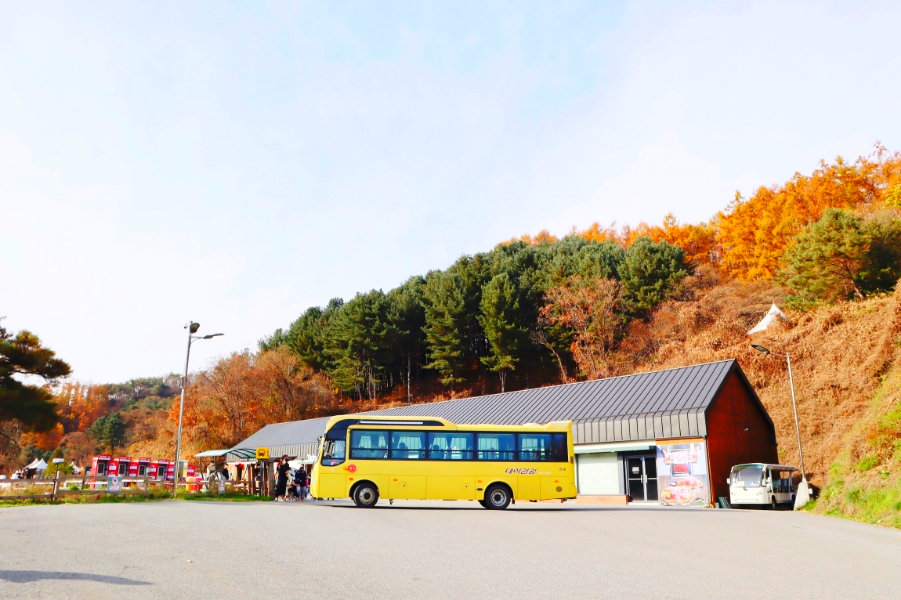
[1,475,175,500]
[1,475,248,501]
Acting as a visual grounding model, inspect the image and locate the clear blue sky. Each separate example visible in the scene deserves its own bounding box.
[2,1,900,383]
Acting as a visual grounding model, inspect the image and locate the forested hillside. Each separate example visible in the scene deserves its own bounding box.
[259,144,901,402]
[3,145,901,526]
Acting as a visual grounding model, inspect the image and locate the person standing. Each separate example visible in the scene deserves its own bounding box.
[275,456,290,501]
[303,467,311,500]
[294,466,307,501]
[218,464,228,495]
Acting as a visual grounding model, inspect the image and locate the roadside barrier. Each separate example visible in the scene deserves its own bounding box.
[0,475,202,501]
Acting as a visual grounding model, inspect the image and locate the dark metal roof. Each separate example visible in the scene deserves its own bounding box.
[229,359,754,452]
[227,416,332,462]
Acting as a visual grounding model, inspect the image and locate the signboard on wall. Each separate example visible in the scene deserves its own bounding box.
[656,442,710,507]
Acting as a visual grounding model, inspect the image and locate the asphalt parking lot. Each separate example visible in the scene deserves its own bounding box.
[1,499,900,599]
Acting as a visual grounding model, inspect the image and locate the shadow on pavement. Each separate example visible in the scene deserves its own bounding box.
[0,571,151,585]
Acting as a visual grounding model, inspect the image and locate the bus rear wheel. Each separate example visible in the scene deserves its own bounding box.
[353,483,379,508]
[484,484,511,510]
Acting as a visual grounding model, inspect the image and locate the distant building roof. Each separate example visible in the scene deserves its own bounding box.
[228,417,333,462]
[229,359,761,456]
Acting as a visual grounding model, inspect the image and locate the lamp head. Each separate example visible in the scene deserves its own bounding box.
[201,333,224,339]
[189,322,200,334]
[751,344,771,355]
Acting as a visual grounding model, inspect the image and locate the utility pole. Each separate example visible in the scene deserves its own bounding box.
[173,322,223,497]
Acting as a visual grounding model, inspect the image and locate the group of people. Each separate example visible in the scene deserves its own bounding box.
[275,455,311,502]
[7,468,38,480]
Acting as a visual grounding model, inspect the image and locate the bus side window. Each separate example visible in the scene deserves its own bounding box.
[552,433,568,462]
[390,431,425,460]
[519,433,552,461]
[427,432,474,460]
[476,433,516,460]
[351,430,389,459]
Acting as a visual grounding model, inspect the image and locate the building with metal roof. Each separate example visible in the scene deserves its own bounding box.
[228,359,778,505]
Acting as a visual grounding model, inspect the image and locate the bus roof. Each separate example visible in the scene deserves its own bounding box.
[322,414,571,432]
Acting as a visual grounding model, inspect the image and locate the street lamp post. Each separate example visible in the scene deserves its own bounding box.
[751,344,810,509]
[173,322,223,497]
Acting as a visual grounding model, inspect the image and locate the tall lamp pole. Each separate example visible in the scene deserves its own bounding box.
[173,322,223,497]
[751,344,809,509]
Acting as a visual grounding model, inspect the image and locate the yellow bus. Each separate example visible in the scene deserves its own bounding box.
[310,415,577,509]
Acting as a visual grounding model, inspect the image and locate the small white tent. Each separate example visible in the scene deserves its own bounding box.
[748,303,788,335]
[25,458,47,476]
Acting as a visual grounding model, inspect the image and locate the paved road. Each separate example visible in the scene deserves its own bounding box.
[1,499,899,599]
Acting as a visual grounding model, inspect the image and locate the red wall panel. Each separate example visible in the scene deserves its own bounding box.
[705,372,779,502]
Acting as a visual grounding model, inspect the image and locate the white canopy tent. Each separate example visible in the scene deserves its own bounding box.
[748,303,788,335]
[25,458,47,471]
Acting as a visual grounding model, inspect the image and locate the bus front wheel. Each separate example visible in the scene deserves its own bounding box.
[353,482,379,508]
[484,484,511,510]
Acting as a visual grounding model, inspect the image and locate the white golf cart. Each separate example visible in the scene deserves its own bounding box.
[728,463,799,509]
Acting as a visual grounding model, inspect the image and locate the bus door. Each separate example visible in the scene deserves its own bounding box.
[767,467,794,504]
[317,429,348,498]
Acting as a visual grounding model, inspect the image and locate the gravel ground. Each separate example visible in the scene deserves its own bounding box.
[1,499,899,599]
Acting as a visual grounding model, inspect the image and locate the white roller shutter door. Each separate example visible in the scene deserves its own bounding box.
[576,453,619,495]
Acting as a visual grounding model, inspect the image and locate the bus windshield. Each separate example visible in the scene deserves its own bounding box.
[732,465,764,487]
[321,439,346,466]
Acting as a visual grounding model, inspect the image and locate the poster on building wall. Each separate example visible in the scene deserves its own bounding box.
[656,442,710,506]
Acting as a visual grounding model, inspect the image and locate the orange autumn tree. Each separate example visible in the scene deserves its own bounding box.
[569,218,717,267]
[540,276,628,380]
[508,229,559,246]
[19,423,65,452]
[717,147,901,280]
[634,215,718,267]
[55,382,113,432]
[574,222,619,244]
[175,347,338,451]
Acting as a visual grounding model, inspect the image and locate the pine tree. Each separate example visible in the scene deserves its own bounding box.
[781,209,901,307]
[618,237,688,314]
[325,291,396,399]
[0,321,71,432]
[478,273,529,392]
[104,413,127,452]
[422,272,469,386]
[285,299,344,371]
[386,277,427,403]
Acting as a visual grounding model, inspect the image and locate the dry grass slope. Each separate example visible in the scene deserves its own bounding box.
[628,274,901,526]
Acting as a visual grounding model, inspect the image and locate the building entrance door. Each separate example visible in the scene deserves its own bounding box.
[625,455,658,502]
